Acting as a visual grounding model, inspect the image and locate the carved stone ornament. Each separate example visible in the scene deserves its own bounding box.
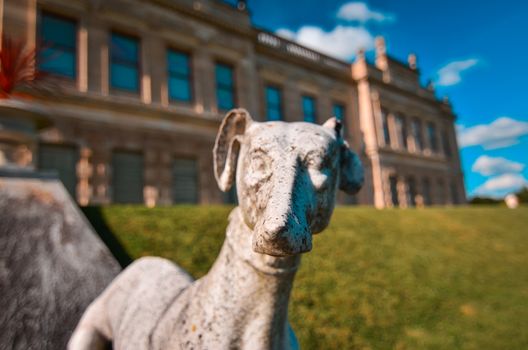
[68,109,364,350]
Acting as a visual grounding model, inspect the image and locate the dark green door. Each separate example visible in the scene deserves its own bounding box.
[172,158,198,204]
[112,151,143,204]
[38,144,78,197]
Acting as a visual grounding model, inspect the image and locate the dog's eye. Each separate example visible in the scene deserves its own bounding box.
[304,151,332,171]
[303,152,333,191]
[304,152,321,169]
[245,151,272,186]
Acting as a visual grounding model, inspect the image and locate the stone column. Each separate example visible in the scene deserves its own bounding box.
[76,147,93,206]
[242,44,259,117]
[143,148,159,207]
[194,48,214,113]
[388,112,398,149]
[283,78,300,122]
[397,175,408,208]
[358,85,384,208]
[86,15,108,95]
[236,56,253,112]
[423,120,432,155]
[317,91,331,125]
[77,18,89,92]
[1,0,36,43]
[90,146,111,204]
[144,34,166,106]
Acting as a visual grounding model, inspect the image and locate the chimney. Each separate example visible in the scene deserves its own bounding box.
[408,53,417,70]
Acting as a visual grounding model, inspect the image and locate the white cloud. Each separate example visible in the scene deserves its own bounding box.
[275,25,374,61]
[473,173,528,198]
[275,29,296,40]
[457,117,528,149]
[435,58,479,86]
[472,155,524,176]
[337,2,394,23]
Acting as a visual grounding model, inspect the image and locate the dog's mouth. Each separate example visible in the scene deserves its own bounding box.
[252,226,312,257]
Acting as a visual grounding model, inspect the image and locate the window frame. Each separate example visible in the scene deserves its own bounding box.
[381,108,391,147]
[37,10,78,79]
[407,176,417,207]
[215,61,236,112]
[394,113,408,150]
[389,175,399,207]
[109,31,141,93]
[167,48,193,103]
[426,122,438,153]
[301,94,317,123]
[411,118,423,152]
[265,84,283,121]
[442,129,452,157]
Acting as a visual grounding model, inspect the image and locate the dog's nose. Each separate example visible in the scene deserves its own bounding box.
[253,197,312,256]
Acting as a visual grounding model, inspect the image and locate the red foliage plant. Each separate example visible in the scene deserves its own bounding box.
[0,35,42,99]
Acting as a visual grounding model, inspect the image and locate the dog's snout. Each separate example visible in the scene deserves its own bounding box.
[262,215,289,240]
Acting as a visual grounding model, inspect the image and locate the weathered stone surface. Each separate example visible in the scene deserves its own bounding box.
[0,173,121,350]
[69,109,364,350]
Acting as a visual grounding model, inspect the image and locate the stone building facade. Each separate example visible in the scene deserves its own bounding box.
[0,0,466,207]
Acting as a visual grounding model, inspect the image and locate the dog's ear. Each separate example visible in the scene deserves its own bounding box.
[322,117,364,194]
[213,108,252,191]
[339,143,364,194]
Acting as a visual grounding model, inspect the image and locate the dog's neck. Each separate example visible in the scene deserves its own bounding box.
[195,207,300,349]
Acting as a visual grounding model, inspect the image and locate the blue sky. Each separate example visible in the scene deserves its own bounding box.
[246,0,528,198]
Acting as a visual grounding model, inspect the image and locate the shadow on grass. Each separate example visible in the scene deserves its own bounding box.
[81,206,133,268]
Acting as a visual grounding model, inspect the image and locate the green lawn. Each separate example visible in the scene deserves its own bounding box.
[88,206,528,350]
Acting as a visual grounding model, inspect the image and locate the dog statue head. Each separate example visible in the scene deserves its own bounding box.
[213,109,363,257]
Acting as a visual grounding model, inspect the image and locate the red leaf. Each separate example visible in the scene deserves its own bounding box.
[0,35,41,98]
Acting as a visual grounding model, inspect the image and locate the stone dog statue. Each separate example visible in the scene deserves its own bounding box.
[68,109,364,350]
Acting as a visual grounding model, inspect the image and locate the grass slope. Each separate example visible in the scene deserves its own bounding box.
[94,206,528,350]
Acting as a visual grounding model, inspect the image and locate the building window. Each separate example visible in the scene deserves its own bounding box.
[381,109,391,146]
[407,177,417,207]
[167,50,192,102]
[442,129,452,157]
[265,85,282,121]
[395,114,408,150]
[302,95,316,123]
[411,118,423,152]
[333,103,346,136]
[38,12,77,78]
[389,175,399,207]
[215,62,235,111]
[427,122,438,153]
[110,32,140,92]
[422,178,432,206]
